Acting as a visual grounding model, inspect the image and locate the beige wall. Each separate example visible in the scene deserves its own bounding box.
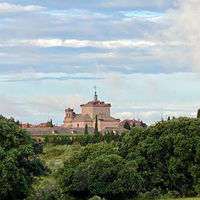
[82,106,110,119]
[71,121,93,128]
[98,121,119,131]
[93,107,110,119]
[82,106,94,118]
[63,119,119,131]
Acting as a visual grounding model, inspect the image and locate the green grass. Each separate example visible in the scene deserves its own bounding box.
[41,143,81,170]
[33,143,80,190]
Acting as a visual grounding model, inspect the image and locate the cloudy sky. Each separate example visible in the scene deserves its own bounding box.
[0,0,200,125]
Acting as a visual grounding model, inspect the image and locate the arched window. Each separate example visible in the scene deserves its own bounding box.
[77,124,79,128]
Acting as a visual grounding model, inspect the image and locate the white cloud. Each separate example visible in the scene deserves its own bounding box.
[24,94,85,113]
[0,95,20,116]
[114,112,134,120]
[0,93,85,124]
[0,39,159,49]
[151,0,200,72]
[104,72,123,88]
[0,2,45,13]
[99,0,174,10]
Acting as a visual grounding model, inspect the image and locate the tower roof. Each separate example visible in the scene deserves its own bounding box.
[80,91,111,107]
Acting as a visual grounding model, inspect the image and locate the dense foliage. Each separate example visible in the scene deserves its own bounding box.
[120,117,200,197]
[55,117,200,199]
[57,142,143,199]
[124,121,131,130]
[197,109,200,119]
[42,132,126,146]
[0,115,45,199]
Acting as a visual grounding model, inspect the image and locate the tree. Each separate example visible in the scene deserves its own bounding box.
[140,120,147,128]
[123,121,131,130]
[94,115,98,135]
[120,117,200,197]
[0,115,45,199]
[57,142,143,199]
[197,109,200,118]
[84,124,89,135]
[46,119,53,127]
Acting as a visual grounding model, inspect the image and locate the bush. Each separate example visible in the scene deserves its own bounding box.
[88,196,106,200]
[27,182,75,200]
[138,188,161,200]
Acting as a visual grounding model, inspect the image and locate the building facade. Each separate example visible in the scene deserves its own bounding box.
[63,92,120,131]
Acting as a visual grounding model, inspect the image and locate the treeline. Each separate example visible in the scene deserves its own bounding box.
[2,115,200,200]
[55,117,200,199]
[42,132,126,146]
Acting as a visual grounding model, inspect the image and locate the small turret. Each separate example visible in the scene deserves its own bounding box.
[65,108,74,119]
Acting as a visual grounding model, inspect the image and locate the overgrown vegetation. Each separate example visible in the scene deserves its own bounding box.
[55,117,200,199]
[2,115,200,200]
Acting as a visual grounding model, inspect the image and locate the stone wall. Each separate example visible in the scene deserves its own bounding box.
[82,106,94,118]
[93,106,110,119]
[71,121,93,129]
[98,120,119,131]
[82,106,110,119]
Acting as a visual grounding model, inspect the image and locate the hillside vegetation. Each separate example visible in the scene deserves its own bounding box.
[1,115,200,200]
[26,117,200,200]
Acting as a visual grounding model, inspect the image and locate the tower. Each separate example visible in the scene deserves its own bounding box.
[64,108,74,121]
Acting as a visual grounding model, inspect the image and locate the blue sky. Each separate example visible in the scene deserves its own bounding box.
[0,0,200,125]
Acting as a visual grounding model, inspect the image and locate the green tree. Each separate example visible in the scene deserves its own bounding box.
[120,117,200,197]
[0,115,45,199]
[73,155,143,197]
[84,124,89,135]
[57,142,143,199]
[94,115,98,135]
[140,120,147,128]
[197,109,200,118]
[46,119,53,127]
[123,121,131,130]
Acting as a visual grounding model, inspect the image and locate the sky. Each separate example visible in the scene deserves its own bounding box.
[0,0,200,125]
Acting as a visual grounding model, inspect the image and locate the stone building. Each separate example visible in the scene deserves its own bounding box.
[63,91,120,131]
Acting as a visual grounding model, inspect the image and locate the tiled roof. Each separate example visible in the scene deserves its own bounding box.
[26,127,95,136]
[98,114,120,121]
[72,114,92,122]
[119,119,141,127]
[81,100,111,107]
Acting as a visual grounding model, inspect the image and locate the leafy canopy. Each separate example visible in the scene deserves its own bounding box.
[0,115,45,199]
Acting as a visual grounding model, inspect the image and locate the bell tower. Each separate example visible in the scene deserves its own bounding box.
[64,108,74,121]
